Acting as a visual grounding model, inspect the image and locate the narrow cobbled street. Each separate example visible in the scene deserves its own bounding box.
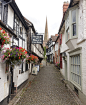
[15,61,82,105]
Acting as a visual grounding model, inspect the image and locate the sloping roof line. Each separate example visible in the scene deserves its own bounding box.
[10,0,28,29]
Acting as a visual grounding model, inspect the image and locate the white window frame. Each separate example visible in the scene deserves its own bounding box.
[65,6,78,42]
[71,55,81,86]
[72,9,76,36]
[69,48,82,90]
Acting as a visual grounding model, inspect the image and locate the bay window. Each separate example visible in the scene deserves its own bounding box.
[65,7,78,43]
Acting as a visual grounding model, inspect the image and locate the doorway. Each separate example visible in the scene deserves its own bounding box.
[65,60,67,80]
[7,66,14,103]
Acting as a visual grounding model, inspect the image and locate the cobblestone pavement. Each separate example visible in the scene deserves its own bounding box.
[15,60,83,105]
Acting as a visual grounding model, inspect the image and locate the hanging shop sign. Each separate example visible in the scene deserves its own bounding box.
[31,35,43,44]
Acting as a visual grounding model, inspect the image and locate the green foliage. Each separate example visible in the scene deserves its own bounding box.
[43,47,46,57]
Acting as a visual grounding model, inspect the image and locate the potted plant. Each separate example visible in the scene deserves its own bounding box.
[26,54,39,64]
[1,46,28,66]
[55,62,60,70]
[0,28,11,51]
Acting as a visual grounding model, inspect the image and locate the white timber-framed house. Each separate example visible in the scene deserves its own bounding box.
[46,35,57,63]
[0,0,31,104]
[24,17,44,74]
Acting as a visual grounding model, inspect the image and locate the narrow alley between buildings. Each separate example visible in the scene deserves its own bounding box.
[10,61,83,105]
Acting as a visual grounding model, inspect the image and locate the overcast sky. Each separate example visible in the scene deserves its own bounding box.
[15,0,70,38]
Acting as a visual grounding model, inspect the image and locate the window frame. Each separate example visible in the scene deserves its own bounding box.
[14,15,19,37]
[72,9,76,36]
[25,62,28,72]
[0,3,2,20]
[70,55,81,86]
[3,5,8,24]
[65,6,78,42]
[69,48,82,90]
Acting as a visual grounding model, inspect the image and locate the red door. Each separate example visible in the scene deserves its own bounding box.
[60,54,62,69]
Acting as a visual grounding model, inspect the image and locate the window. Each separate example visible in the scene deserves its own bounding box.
[21,63,23,73]
[23,41,25,49]
[3,5,8,24]
[14,15,19,37]
[0,3,2,20]
[72,10,76,36]
[5,63,9,73]
[25,63,28,71]
[66,16,69,41]
[20,27,23,35]
[19,38,22,47]
[71,55,81,86]
[66,28,69,41]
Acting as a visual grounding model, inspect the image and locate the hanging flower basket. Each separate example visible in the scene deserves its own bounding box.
[55,62,60,70]
[1,46,28,66]
[0,28,11,51]
[26,54,39,64]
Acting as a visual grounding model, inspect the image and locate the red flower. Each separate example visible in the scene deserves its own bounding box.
[0,28,2,30]
[2,30,5,34]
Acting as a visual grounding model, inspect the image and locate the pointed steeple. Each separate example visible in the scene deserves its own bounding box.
[44,17,49,41]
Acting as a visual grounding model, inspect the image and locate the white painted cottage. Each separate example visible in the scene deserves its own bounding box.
[59,0,86,104]
[0,0,30,104]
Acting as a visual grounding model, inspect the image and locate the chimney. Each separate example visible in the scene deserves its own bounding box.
[63,1,69,15]
[55,34,58,36]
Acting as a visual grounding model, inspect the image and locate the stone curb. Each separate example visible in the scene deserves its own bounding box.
[8,75,35,105]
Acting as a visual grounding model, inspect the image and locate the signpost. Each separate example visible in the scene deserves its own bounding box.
[31,35,43,44]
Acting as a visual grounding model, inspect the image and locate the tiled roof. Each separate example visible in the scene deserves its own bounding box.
[51,36,58,42]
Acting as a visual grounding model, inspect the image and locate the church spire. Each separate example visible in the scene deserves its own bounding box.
[44,17,49,41]
[43,17,49,47]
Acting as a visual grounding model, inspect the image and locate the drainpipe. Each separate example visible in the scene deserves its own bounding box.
[2,0,12,22]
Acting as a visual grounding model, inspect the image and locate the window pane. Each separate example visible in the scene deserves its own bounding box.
[79,66,81,75]
[75,65,76,74]
[73,24,76,36]
[66,28,69,40]
[71,57,72,64]
[79,56,80,64]
[73,57,74,64]
[71,55,81,86]
[80,77,81,86]
[77,56,78,64]
[72,10,76,23]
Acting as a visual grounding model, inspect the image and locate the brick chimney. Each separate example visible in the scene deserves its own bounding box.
[63,1,69,15]
[55,34,58,36]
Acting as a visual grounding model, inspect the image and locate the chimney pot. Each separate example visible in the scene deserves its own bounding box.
[63,1,69,15]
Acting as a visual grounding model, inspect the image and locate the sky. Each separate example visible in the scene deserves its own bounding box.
[15,0,70,38]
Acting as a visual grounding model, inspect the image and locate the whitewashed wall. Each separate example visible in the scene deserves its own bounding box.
[60,31,69,53]
[63,0,86,96]
[0,60,10,102]
[7,5,14,29]
[55,43,58,51]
